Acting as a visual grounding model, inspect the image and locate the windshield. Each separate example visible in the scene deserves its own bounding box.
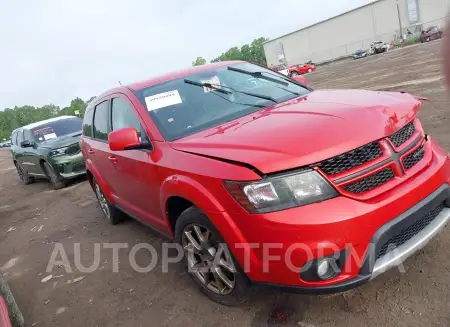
[134,63,310,141]
[31,117,82,143]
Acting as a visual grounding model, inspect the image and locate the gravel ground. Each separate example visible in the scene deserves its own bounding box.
[1,39,450,327]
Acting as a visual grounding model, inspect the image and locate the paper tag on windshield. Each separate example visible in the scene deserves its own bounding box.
[145,90,182,111]
[43,133,57,140]
[201,76,221,93]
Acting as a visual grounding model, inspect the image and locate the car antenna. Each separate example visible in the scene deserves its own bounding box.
[118,81,122,86]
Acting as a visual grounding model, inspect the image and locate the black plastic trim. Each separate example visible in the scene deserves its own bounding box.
[360,184,450,274]
[254,274,371,295]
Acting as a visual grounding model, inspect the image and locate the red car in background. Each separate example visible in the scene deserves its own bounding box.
[82,61,450,305]
[288,62,316,76]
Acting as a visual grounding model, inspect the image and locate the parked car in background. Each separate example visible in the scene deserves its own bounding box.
[353,49,367,59]
[420,26,443,43]
[288,62,316,76]
[10,116,85,189]
[270,63,289,76]
[369,41,390,55]
[82,61,450,305]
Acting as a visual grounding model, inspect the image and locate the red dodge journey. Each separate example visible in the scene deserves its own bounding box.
[81,61,450,304]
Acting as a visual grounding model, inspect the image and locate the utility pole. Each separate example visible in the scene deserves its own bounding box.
[396,0,403,40]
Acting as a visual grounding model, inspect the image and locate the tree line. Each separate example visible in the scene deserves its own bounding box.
[0,97,94,141]
[192,37,268,67]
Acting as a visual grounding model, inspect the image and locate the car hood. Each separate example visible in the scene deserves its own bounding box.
[38,132,82,150]
[170,90,421,174]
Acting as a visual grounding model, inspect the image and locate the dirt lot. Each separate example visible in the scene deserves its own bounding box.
[1,40,450,327]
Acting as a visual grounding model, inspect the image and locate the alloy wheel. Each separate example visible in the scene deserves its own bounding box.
[95,184,110,219]
[182,224,236,295]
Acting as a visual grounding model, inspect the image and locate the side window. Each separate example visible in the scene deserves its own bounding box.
[16,131,24,144]
[11,132,17,145]
[93,101,110,140]
[83,107,94,137]
[23,130,30,142]
[111,97,149,142]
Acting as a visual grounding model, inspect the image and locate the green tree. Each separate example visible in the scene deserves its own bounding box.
[192,57,207,66]
[0,96,92,141]
[208,37,268,65]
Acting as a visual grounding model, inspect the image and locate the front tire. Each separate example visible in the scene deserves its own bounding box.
[308,68,313,73]
[42,161,65,190]
[290,71,299,77]
[175,207,254,306]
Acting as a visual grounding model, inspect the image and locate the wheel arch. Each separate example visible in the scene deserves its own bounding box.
[161,175,226,237]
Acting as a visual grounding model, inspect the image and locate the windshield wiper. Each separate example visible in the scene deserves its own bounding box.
[184,79,278,103]
[184,79,231,95]
[227,66,302,96]
[227,66,289,87]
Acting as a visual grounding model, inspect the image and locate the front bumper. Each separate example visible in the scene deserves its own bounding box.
[217,139,450,292]
[255,185,450,294]
[48,151,86,179]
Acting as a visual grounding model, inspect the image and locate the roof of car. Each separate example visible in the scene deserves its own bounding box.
[126,61,245,91]
[13,116,78,132]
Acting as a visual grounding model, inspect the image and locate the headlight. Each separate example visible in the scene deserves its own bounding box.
[49,147,68,157]
[225,170,338,213]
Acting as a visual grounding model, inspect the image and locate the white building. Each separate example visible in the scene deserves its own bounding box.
[264,0,450,67]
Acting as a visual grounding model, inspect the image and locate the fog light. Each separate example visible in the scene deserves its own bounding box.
[317,260,330,277]
[300,250,347,282]
[317,259,336,279]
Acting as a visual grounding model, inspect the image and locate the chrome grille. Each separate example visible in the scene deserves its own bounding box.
[318,141,383,175]
[388,121,415,147]
[342,168,395,194]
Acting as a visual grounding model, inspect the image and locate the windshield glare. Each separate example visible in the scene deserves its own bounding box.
[31,118,82,143]
[135,63,310,141]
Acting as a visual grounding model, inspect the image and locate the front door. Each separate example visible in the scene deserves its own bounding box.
[106,94,165,231]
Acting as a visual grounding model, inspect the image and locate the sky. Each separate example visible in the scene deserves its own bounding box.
[0,0,374,109]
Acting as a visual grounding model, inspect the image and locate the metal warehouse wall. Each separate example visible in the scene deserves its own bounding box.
[264,0,450,67]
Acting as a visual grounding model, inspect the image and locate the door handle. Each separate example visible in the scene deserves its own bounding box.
[108,156,118,163]
[87,149,95,155]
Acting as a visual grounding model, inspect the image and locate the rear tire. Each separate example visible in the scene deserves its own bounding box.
[42,161,65,190]
[15,162,33,185]
[290,71,299,77]
[308,68,313,73]
[92,179,123,225]
[175,207,254,306]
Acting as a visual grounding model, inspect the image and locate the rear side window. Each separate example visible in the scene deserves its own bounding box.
[93,101,110,140]
[83,107,94,137]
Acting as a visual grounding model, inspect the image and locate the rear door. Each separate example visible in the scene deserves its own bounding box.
[85,100,117,195]
[14,130,27,171]
[21,130,42,175]
[107,94,164,229]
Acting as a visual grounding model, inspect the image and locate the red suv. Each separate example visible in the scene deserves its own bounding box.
[81,61,450,304]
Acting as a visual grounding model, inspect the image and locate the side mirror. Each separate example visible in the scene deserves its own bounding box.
[108,127,141,151]
[20,140,33,148]
[291,75,308,86]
